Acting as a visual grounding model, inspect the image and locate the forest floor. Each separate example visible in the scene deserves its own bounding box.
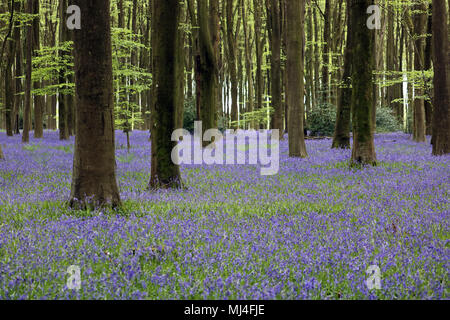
[0,131,448,299]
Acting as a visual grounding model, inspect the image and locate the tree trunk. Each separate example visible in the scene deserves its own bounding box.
[4,9,14,137]
[226,0,239,129]
[321,0,330,102]
[287,0,307,157]
[32,0,43,138]
[268,0,283,135]
[424,3,433,136]
[305,2,314,116]
[313,6,320,107]
[196,0,217,145]
[149,0,183,189]
[58,0,69,140]
[412,2,427,143]
[254,0,264,121]
[13,0,22,135]
[432,0,450,155]
[242,0,254,129]
[70,0,121,208]
[332,0,352,149]
[350,0,376,166]
[22,0,32,143]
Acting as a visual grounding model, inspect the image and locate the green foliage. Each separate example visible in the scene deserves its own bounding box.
[308,103,336,137]
[112,27,151,132]
[376,106,401,133]
[31,41,75,97]
[233,106,274,129]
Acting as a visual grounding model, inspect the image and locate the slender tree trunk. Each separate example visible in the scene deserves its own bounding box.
[254,0,264,119]
[386,1,396,110]
[313,7,320,107]
[305,1,314,117]
[424,3,433,136]
[432,0,450,155]
[350,0,376,166]
[287,0,307,157]
[321,0,330,102]
[242,0,254,129]
[412,2,427,142]
[13,0,22,135]
[4,4,14,137]
[58,0,69,140]
[33,0,43,138]
[149,0,183,189]
[22,0,32,143]
[226,0,239,129]
[70,0,121,208]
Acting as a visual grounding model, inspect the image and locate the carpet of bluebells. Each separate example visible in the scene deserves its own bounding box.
[0,130,448,300]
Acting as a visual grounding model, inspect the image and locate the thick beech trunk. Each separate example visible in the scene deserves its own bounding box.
[149,0,183,189]
[70,0,121,208]
[350,0,377,166]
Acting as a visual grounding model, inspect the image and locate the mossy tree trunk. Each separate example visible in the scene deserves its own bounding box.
[149,0,183,189]
[287,0,307,158]
[350,0,376,166]
[70,0,121,209]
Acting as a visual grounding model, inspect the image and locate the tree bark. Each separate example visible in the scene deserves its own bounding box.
[424,3,433,136]
[4,1,14,137]
[58,0,69,140]
[32,0,44,138]
[287,0,307,157]
[70,0,121,208]
[268,0,283,135]
[350,0,376,166]
[432,0,450,155]
[321,0,330,102]
[196,0,218,144]
[226,0,239,129]
[149,0,183,189]
[13,0,22,135]
[332,0,352,149]
[22,0,32,143]
[412,2,427,143]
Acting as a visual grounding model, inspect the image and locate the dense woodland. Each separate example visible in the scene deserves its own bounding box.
[0,0,449,204]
